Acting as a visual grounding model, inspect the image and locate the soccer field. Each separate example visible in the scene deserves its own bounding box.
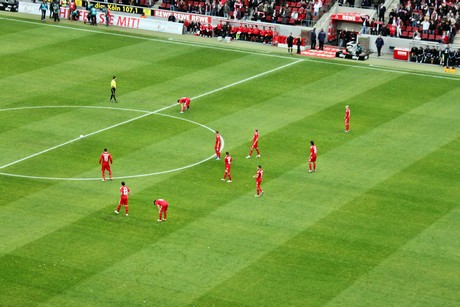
[1,13,459,306]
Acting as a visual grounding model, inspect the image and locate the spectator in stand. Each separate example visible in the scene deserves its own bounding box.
[234,0,243,20]
[421,17,430,34]
[223,2,230,19]
[388,8,396,24]
[282,4,290,24]
[310,27,316,50]
[318,28,326,50]
[378,2,386,22]
[291,10,298,24]
[313,0,320,17]
[388,23,396,37]
[395,16,402,37]
[243,6,249,20]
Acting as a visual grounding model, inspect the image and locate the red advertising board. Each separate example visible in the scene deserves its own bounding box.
[394,48,409,60]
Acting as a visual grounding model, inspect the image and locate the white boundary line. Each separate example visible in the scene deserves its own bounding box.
[0,60,301,180]
[1,15,459,80]
[0,108,222,180]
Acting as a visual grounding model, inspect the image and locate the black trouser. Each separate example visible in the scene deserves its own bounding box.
[311,39,316,49]
[110,88,116,101]
[41,10,46,20]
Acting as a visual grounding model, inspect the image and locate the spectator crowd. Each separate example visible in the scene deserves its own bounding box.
[160,0,331,25]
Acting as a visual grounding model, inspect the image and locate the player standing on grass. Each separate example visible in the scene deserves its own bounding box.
[154,199,169,222]
[308,141,317,173]
[177,97,191,113]
[99,148,113,181]
[253,165,264,197]
[215,130,222,160]
[344,105,350,132]
[246,128,260,158]
[115,181,130,216]
[110,76,117,102]
[222,151,233,182]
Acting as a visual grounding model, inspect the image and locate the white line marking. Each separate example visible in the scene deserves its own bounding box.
[0,59,296,179]
[0,111,225,181]
[0,16,293,60]
[1,16,458,80]
[0,109,225,180]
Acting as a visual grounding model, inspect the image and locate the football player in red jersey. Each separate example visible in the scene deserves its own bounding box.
[309,141,317,173]
[344,105,350,132]
[115,181,130,216]
[177,97,191,113]
[253,165,264,197]
[246,128,260,158]
[99,148,113,181]
[215,130,222,160]
[154,199,169,222]
[221,151,233,182]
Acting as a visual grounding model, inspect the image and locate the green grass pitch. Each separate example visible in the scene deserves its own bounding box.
[0,13,459,306]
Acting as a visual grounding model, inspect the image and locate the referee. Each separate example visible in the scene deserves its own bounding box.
[110,76,117,102]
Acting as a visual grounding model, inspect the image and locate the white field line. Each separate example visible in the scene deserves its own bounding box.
[0,112,224,180]
[0,60,301,174]
[1,16,459,80]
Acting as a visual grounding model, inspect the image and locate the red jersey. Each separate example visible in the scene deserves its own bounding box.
[252,131,259,146]
[155,199,168,208]
[99,152,112,165]
[215,133,221,148]
[69,2,76,10]
[310,145,317,157]
[179,97,190,104]
[120,185,130,199]
[256,168,263,180]
[224,155,232,166]
[345,108,350,121]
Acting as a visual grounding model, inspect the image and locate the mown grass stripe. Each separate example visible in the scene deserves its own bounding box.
[39,81,460,305]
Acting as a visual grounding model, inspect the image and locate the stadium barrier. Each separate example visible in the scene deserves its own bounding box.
[18,1,183,34]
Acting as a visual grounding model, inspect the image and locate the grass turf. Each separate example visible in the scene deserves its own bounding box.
[0,13,459,306]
